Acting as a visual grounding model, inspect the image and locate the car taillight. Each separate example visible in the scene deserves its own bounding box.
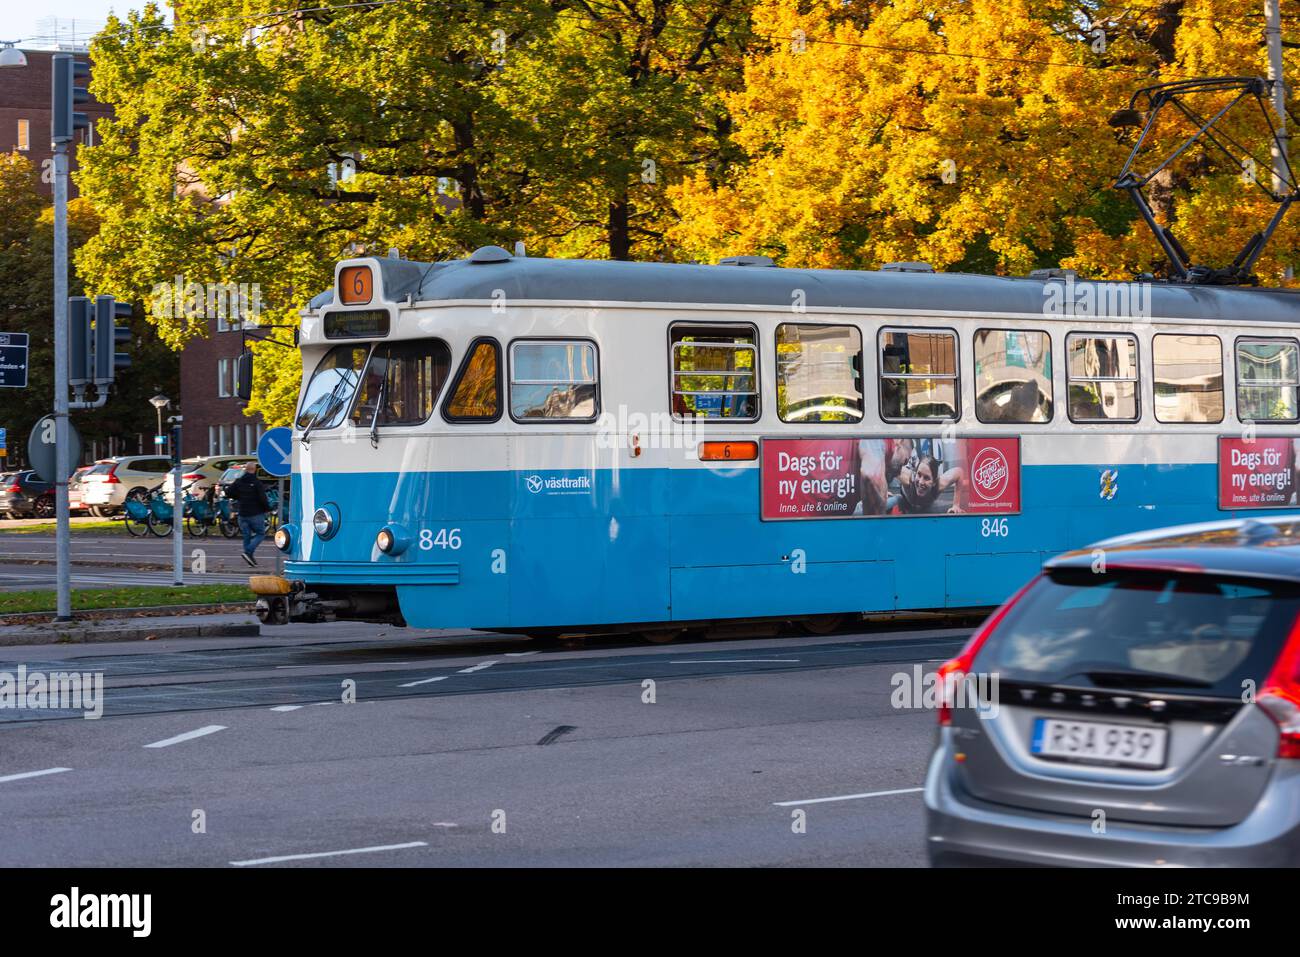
[1258,612,1300,759]
[104,465,120,483]
[936,575,1040,727]
[4,484,19,494]
[182,473,204,481]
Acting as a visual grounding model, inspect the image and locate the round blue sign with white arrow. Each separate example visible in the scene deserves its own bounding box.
[256,426,294,478]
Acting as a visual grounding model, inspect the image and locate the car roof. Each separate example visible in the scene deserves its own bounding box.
[1048,515,1300,583]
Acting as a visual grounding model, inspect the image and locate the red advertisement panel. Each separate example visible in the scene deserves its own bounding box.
[1218,437,1298,509]
[760,436,1021,521]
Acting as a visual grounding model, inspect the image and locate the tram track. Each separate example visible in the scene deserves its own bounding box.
[0,628,970,723]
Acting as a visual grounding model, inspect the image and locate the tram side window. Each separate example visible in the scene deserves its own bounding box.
[443,339,501,421]
[350,339,452,427]
[974,329,1053,424]
[509,340,598,421]
[295,344,370,430]
[878,329,958,420]
[1066,333,1139,422]
[1236,338,1300,422]
[776,324,863,423]
[1153,334,1223,423]
[671,324,759,420]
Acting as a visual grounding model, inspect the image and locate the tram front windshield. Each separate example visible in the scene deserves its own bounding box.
[296,344,370,430]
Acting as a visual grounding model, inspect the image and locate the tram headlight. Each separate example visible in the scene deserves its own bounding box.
[376,524,411,556]
[274,525,294,552]
[312,504,339,540]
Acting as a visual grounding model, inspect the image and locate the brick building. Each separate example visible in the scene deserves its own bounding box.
[179,314,266,458]
[0,47,113,196]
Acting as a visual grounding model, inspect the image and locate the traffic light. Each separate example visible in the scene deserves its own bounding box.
[51,54,91,144]
[235,349,254,400]
[93,294,132,384]
[68,296,92,386]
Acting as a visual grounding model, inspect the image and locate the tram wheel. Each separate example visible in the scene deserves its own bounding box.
[640,627,684,645]
[799,614,846,636]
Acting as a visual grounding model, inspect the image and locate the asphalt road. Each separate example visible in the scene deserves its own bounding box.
[0,621,967,866]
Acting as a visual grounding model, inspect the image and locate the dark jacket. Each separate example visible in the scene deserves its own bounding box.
[228,473,271,518]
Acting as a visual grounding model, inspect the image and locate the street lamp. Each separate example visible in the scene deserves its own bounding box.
[150,394,170,454]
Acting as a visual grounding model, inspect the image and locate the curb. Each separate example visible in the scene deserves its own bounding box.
[0,602,254,626]
[0,619,261,647]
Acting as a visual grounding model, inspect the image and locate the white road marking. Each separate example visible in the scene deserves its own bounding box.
[143,725,227,749]
[773,786,923,807]
[398,676,448,688]
[504,651,538,657]
[229,841,427,867]
[431,822,458,828]
[0,767,71,784]
[670,658,800,664]
[457,661,497,674]
[269,705,303,712]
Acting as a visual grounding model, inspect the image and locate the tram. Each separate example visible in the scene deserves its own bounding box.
[247,246,1300,637]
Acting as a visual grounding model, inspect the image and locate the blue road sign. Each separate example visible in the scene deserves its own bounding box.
[257,427,293,478]
[0,332,29,388]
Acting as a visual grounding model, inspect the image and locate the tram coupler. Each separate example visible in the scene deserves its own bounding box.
[248,575,332,626]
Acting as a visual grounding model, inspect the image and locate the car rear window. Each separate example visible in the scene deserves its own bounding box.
[86,463,115,475]
[972,568,1300,697]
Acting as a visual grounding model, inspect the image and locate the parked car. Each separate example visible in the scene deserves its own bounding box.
[0,470,54,519]
[68,466,93,514]
[925,515,1300,867]
[78,456,175,516]
[162,455,255,504]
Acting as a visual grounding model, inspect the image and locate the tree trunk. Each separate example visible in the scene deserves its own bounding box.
[608,196,630,260]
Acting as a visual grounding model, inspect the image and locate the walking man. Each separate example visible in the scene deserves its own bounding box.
[229,462,272,567]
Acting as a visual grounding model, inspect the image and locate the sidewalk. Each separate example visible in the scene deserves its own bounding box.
[0,611,261,647]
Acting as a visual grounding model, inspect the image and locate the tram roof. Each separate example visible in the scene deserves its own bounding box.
[310,254,1300,323]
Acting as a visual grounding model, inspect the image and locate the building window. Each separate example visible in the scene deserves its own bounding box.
[17,119,30,152]
[217,358,232,397]
[878,328,959,421]
[670,324,758,420]
[775,324,863,423]
[1066,333,1140,422]
[1237,337,1299,422]
[509,340,599,421]
[1153,334,1223,423]
[974,329,1053,424]
[208,426,218,456]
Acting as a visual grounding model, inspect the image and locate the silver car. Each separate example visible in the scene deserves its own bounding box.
[925,516,1300,867]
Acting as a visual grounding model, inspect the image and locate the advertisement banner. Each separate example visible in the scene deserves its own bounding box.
[1218,437,1298,509]
[760,436,1020,521]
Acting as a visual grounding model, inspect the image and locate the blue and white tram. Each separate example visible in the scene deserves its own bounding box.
[249,247,1300,635]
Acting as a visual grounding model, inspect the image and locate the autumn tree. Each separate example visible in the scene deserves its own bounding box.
[670,0,1299,281]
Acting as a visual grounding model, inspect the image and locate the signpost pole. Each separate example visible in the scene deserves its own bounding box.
[52,141,72,621]
[277,477,285,576]
[172,423,183,586]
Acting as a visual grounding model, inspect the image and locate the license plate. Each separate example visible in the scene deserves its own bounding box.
[1031,717,1168,769]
